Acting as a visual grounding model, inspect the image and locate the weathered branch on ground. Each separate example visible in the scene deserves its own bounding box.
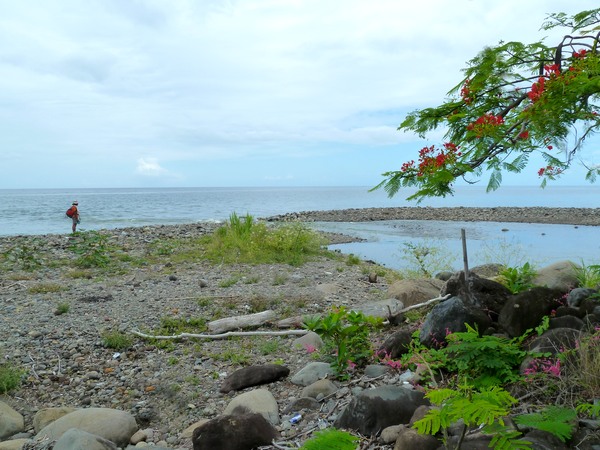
[208,309,276,333]
[386,293,451,325]
[131,329,308,341]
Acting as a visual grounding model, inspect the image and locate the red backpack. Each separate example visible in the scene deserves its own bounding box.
[66,206,77,218]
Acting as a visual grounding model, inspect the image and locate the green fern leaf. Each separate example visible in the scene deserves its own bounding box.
[299,429,359,450]
[515,406,577,443]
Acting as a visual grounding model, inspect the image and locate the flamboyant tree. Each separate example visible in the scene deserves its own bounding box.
[375,8,600,202]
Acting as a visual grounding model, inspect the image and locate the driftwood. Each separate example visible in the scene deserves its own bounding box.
[208,310,276,334]
[387,294,451,324]
[131,329,308,341]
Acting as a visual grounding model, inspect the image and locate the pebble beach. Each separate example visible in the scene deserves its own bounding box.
[1,206,599,449]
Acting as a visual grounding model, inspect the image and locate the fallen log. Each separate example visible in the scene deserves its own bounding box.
[208,309,276,334]
[131,329,308,341]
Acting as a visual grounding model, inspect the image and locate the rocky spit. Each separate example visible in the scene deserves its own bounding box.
[1,207,599,449]
[266,206,600,226]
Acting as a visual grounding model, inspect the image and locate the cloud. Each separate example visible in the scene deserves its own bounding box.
[135,157,168,177]
[0,0,598,188]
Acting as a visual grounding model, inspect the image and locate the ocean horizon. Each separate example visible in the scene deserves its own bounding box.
[1,185,599,270]
[2,184,600,238]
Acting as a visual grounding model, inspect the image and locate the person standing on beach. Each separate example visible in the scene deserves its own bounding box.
[67,201,80,233]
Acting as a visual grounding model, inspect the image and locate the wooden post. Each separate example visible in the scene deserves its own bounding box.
[461,228,471,299]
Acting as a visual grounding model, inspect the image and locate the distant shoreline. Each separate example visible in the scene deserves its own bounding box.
[1,206,599,242]
[266,206,600,226]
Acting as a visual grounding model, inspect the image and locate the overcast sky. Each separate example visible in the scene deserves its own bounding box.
[1,0,598,189]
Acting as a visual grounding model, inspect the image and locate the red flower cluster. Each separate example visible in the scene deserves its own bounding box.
[460,79,473,104]
[528,77,546,102]
[466,114,505,137]
[538,165,562,177]
[518,130,530,140]
[404,143,461,177]
[573,49,587,59]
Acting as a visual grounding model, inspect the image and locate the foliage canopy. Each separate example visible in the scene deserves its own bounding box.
[375,8,600,202]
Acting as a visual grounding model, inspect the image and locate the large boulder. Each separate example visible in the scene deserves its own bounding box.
[53,428,117,450]
[34,407,137,448]
[333,385,428,436]
[532,261,579,293]
[441,272,512,317]
[419,297,492,348]
[223,389,279,425]
[498,287,564,337]
[387,278,444,308]
[0,401,24,440]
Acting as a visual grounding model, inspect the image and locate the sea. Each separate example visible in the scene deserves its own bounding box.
[1,185,599,271]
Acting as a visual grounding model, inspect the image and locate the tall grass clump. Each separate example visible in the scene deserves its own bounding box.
[0,363,26,394]
[204,213,327,266]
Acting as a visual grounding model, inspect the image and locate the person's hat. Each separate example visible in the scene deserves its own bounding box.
[72,201,78,205]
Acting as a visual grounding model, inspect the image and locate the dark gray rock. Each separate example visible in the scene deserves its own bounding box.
[523,429,569,449]
[567,288,597,307]
[549,315,585,330]
[441,272,511,317]
[220,364,290,393]
[192,413,278,450]
[378,328,413,359]
[333,385,428,436]
[419,297,492,348]
[498,287,564,337]
[526,328,582,355]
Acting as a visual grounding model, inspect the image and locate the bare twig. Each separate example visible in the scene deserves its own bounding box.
[0,281,27,291]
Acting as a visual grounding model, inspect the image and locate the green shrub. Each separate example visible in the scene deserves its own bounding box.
[2,239,45,271]
[304,307,383,380]
[0,363,26,394]
[444,324,527,388]
[300,429,359,450]
[55,302,70,315]
[574,261,600,288]
[204,213,327,266]
[101,330,133,350]
[498,262,536,294]
[413,386,530,450]
[70,231,113,268]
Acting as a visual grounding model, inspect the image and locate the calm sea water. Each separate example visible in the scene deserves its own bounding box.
[1,185,599,270]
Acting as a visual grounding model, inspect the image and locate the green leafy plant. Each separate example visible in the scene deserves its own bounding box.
[577,401,600,418]
[101,330,133,350]
[413,385,529,450]
[55,302,70,315]
[304,306,383,380]
[514,406,577,443]
[0,363,26,394]
[299,429,359,450]
[2,239,45,271]
[498,262,536,294]
[155,316,207,335]
[70,231,113,268]
[444,324,527,388]
[574,261,600,288]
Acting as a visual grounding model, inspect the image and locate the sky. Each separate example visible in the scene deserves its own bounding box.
[1,0,599,190]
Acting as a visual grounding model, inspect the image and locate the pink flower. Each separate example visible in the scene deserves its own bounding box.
[304,344,317,354]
